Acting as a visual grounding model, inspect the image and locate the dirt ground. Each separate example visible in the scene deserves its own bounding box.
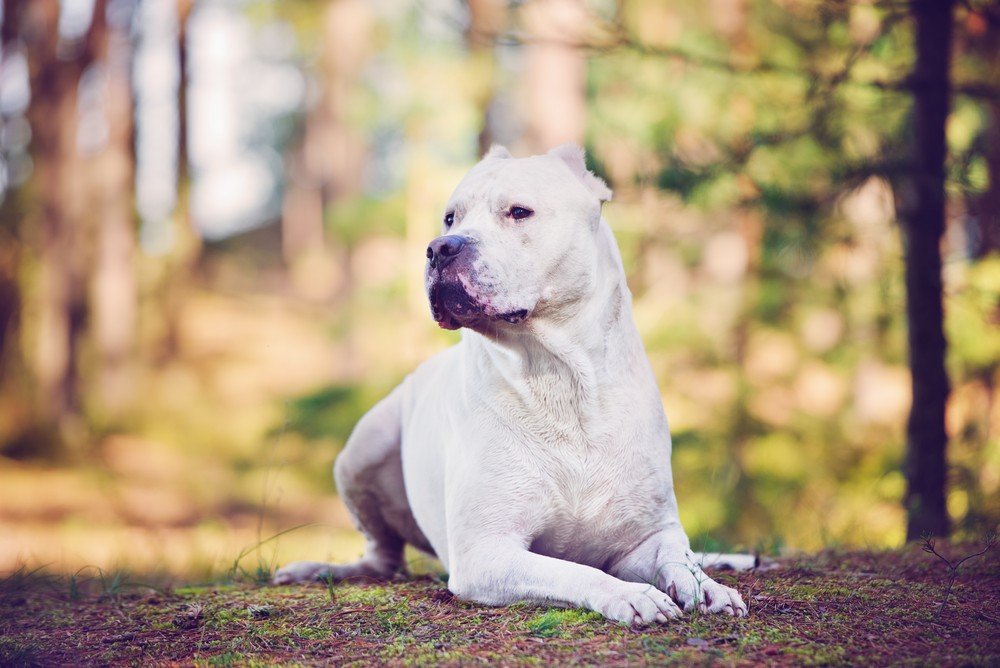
[1,543,997,666]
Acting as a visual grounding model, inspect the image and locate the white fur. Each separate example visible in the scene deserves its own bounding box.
[274,146,748,625]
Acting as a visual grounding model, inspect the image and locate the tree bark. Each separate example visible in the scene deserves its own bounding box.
[901,0,954,540]
[520,0,589,152]
[91,0,138,413]
[24,0,89,425]
[0,0,22,376]
[175,0,195,246]
[159,0,200,361]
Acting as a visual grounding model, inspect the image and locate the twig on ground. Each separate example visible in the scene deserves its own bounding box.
[922,532,997,618]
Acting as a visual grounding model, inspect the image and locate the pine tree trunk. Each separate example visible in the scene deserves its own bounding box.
[24,0,84,424]
[160,0,200,362]
[901,0,954,541]
[0,0,22,378]
[91,0,138,413]
[521,0,589,152]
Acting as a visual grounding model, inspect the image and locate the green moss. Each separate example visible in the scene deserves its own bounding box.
[525,608,603,637]
[334,584,398,607]
[196,652,277,667]
[781,643,848,666]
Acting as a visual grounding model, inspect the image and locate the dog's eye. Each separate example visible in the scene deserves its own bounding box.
[443,212,454,228]
[509,206,533,221]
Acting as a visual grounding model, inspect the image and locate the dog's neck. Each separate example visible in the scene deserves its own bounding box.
[466,222,653,413]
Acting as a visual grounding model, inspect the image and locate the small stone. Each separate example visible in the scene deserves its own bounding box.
[247,604,275,620]
[686,637,709,648]
[172,603,204,630]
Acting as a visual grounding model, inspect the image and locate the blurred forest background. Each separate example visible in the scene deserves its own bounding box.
[0,0,997,578]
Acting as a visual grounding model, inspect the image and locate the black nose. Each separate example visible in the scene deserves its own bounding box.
[426,235,466,270]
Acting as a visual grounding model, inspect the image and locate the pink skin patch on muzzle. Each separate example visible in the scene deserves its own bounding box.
[425,236,528,330]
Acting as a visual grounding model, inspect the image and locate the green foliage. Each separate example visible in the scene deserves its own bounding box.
[280,384,369,444]
[581,0,999,547]
[325,194,407,246]
[947,255,1000,374]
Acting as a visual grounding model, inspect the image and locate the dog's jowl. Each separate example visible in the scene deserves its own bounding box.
[274,144,748,625]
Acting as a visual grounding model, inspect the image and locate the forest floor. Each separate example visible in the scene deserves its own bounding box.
[1,542,998,666]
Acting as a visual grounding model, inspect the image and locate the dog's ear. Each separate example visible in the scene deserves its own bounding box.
[549,143,612,203]
[484,144,513,160]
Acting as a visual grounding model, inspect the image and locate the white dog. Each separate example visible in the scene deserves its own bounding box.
[274,145,749,625]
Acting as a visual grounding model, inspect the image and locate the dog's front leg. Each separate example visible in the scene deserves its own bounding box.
[447,537,681,626]
[608,528,748,617]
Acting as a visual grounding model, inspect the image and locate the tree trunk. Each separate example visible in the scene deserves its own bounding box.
[281,130,326,267]
[466,0,507,156]
[160,0,200,361]
[0,0,22,376]
[282,0,372,267]
[91,0,138,414]
[175,0,197,253]
[24,0,85,424]
[520,0,589,152]
[901,0,954,541]
[18,0,107,452]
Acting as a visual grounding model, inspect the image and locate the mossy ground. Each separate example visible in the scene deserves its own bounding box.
[1,543,997,666]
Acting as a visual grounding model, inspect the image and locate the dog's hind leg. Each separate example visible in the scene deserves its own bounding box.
[691,553,758,572]
[273,384,432,585]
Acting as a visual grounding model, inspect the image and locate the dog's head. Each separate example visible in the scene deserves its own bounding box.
[425,144,613,332]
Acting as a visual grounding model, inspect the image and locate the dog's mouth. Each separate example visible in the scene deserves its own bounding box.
[428,280,529,331]
[429,282,475,330]
[498,308,529,324]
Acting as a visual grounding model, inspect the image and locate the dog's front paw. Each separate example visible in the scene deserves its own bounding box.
[272,561,331,585]
[591,582,682,626]
[660,564,747,617]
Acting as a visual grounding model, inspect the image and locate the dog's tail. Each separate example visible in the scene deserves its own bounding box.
[692,552,759,572]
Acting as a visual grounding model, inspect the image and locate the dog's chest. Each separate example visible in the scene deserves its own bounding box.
[525,442,670,565]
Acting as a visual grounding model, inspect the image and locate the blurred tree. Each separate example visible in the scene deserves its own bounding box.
[897,0,954,541]
[282,0,372,267]
[521,0,589,151]
[467,0,508,155]
[159,0,202,361]
[0,0,22,380]
[175,0,195,252]
[1,0,143,449]
[21,0,105,442]
[91,0,139,414]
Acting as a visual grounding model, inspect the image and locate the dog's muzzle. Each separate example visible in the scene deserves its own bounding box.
[426,235,480,330]
[425,235,530,330]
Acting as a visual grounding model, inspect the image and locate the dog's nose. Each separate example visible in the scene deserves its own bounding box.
[426,235,466,270]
